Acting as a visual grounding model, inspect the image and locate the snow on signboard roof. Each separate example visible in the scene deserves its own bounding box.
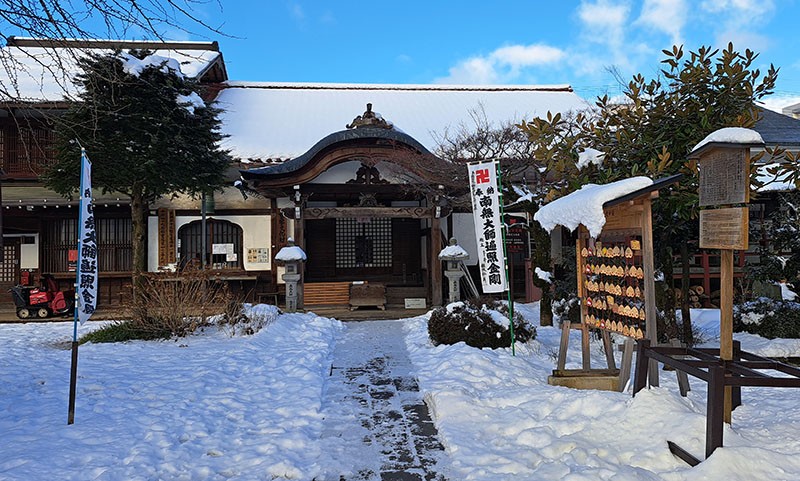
[215,82,588,162]
[0,40,221,102]
[534,176,655,237]
[691,127,764,154]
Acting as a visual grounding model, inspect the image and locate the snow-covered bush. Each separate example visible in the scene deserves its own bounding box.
[734,298,800,339]
[428,298,535,349]
[218,304,280,336]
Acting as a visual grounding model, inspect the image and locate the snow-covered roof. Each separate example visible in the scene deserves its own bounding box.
[215,82,587,162]
[534,177,655,237]
[275,245,307,262]
[0,38,222,102]
[438,243,470,260]
[691,127,764,154]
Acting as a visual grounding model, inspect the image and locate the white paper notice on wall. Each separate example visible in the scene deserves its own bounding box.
[226,252,238,262]
[212,243,235,254]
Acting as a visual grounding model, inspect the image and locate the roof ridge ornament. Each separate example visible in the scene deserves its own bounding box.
[346,103,393,130]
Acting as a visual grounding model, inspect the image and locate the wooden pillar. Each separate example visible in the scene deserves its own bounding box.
[294,209,305,309]
[642,197,659,386]
[720,248,734,423]
[431,216,443,307]
[270,198,280,290]
[576,230,590,370]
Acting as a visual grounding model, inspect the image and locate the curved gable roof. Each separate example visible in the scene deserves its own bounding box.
[241,127,432,180]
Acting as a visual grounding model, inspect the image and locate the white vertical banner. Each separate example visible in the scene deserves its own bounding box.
[76,150,98,324]
[467,161,507,293]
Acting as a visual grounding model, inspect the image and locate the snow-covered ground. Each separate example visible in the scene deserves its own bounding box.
[1,304,799,480]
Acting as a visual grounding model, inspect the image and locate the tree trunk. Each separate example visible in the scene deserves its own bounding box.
[659,242,678,341]
[130,186,148,302]
[680,242,694,346]
[531,223,553,326]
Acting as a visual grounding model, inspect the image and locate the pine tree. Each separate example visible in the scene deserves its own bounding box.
[44,49,230,291]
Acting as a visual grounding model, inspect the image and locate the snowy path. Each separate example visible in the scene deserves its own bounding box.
[317,319,449,481]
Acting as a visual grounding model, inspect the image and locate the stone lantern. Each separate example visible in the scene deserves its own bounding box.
[274,237,306,313]
[438,238,470,303]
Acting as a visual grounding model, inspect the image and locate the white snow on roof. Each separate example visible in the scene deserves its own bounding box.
[438,244,470,260]
[275,245,307,262]
[692,127,764,153]
[0,44,219,101]
[534,176,654,237]
[215,82,587,161]
[120,52,184,78]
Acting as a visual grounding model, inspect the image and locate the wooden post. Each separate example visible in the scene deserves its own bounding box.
[557,320,570,371]
[732,340,742,409]
[431,216,443,307]
[642,197,659,387]
[633,339,651,395]
[270,198,280,290]
[294,212,305,309]
[602,331,616,370]
[618,338,635,392]
[720,248,734,423]
[576,232,590,370]
[706,365,726,458]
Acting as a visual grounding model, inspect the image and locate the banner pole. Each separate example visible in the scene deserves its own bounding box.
[68,149,88,425]
[496,162,515,356]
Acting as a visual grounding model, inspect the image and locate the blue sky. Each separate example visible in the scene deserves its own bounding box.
[188,0,800,108]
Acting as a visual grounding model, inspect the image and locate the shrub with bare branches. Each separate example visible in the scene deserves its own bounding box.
[128,269,242,338]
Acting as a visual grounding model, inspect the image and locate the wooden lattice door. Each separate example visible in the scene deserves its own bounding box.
[0,239,20,291]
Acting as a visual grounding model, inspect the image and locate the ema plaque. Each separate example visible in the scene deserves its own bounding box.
[698,148,749,207]
[699,207,749,250]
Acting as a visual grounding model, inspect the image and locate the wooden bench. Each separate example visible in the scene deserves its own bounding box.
[304,281,351,306]
[349,283,386,310]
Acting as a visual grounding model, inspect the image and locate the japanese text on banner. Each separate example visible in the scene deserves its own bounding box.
[467,161,507,293]
[77,152,98,324]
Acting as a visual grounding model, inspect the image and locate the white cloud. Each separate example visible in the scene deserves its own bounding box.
[759,94,800,114]
[436,56,500,84]
[435,43,565,84]
[491,44,565,67]
[577,0,630,48]
[288,2,305,21]
[636,0,687,45]
[700,0,775,49]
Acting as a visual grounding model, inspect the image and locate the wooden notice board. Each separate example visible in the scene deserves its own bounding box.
[699,148,749,207]
[699,207,749,250]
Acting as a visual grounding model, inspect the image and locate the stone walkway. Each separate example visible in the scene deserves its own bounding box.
[318,319,449,481]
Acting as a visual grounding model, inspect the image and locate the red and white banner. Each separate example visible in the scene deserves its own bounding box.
[467,161,507,293]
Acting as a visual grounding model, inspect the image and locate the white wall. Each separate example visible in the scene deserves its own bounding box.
[452,213,479,266]
[3,234,39,269]
[147,214,271,272]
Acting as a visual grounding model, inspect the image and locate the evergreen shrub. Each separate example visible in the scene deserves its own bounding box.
[734,298,800,339]
[428,297,536,349]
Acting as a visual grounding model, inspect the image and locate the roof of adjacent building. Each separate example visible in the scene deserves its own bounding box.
[754,108,800,148]
[215,82,588,162]
[0,37,225,102]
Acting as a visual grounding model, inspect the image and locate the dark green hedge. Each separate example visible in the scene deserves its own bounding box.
[428,298,536,349]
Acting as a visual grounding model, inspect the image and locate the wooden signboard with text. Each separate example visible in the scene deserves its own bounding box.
[699,207,749,250]
[698,148,749,207]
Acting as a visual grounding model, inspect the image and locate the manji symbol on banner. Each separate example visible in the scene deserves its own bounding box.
[76,151,98,324]
[467,161,507,293]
